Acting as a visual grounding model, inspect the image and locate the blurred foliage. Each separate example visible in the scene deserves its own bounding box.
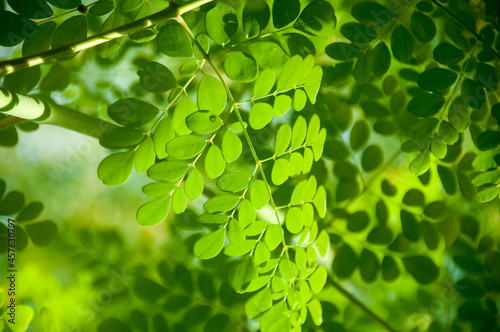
[0,0,500,331]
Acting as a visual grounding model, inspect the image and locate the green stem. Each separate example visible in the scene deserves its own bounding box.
[0,116,27,132]
[328,275,397,332]
[0,88,118,138]
[430,0,500,59]
[0,0,214,76]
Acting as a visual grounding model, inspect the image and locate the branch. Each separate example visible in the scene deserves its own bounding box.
[430,0,500,60]
[328,275,397,332]
[0,88,119,138]
[0,0,214,76]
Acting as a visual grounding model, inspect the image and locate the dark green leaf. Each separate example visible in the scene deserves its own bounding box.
[8,0,52,19]
[0,191,24,215]
[350,120,370,151]
[332,243,358,278]
[361,145,383,172]
[411,11,436,43]
[403,255,439,284]
[417,68,457,92]
[325,43,360,61]
[382,256,400,282]
[295,0,337,36]
[0,11,36,47]
[401,210,421,242]
[25,220,57,246]
[369,42,391,77]
[437,165,457,195]
[242,0,270,38]
[351,1,392,25]
[52,16,87,49]
[359,248,379,283]
[407,93,445,117]
[99,127,144,149]
[108,98,158,127]
[138,62,177,93]
[433,42,464,65]
[273,0,300,28]
[157,21,192,57]
[391,25,414,62]
[22,22,56,57]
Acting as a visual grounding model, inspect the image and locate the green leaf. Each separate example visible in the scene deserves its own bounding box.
[347,211,369,232]
[108,98,158,127]
[185,168,204,201]
[136,195,171,226]
[361,145,383,172]
[0,11,36,47]
[476,186,499,202]
[224,240,256,256]
[475,62,499,92]
[275,124,291,155]
[166,135,206,160]
[135,136,155,173]
[153,117,174,159]
[439,121,459,145]
[198,75,227,115]
[448,97,469,132]
[309,265,327,293]
[261,302,291,332]
[205,2,238,45]
[249,103,274,129]
[39,64,70,92]
[422,220,440,250]
[25,220,57,246]
[366,225,393,245]
[250,180,269,209]
[462,78,486,109]
[351,1,391,25]
[477,131,500,151]
[264,224,282,251]
[96,12,123,58]
[401,210,421,242]
[360,248,379,283]
[272,159,290,185]
[98,151,135,186]
[222,130,242,163]
[230,255,258,292]
[340,22,377,43]
[8,0,52,19]
[325,43,360,61]
[403,189,425,206]
[246,288,272,319]
[142,182,176,197]
[186,111,222,135]
[157,21,192,57]
[205,145,225,179]
[303,65,323,104]
[173,97,197,135]
[172,188,187,214]
[291,116,307,149]
[46,0,80,8]
[194,228,225,260]
[391,25,414,62]
[224,51,258,82]
[402,255,439,284]
[138,61,177,93]
[409,150,431,176]
[407,93,445,117]
[121,0,142,12]
[433,42,464,65]
[382,256,400,282]
[2,66,40,94]
[89,1,114,16]
[22,22,56,57]
[5,305,33,332]
[204,195,240,213]
[242,0,270,38]
[99,127,144,149]
[417,68,457,92]
[273,95,291,117]
[295,0,336,36]
[350,120,370,151]
[198,213,229,225]
[313,185,327,218]
[285,207,303,234]
[273,0,300,28]
[217,173,250,193]
[369,42,391,77]
[248,42,289,71]
[332,243,358,278]
[438,165,457,195]
[279,56,304,93]
[253,68,275,97]
[17,201,43,222]
[411,11,436,43]
[179,60,199,77]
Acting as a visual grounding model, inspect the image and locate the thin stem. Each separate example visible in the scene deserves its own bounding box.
[0,0,214,76]
[328,275,397,332]
[430,0,500,59]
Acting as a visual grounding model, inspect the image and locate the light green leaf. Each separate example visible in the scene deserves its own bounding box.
[153,117,174,159]
[286,207,303,234]
[205,145,225,179]
[222,130,242,163]
[246,288,272,319]
[194,228,225,260]
[476,186,499,202]
[249,103,274,129]
[99,127,144,149]
[204,195,240,213]
[228,218,245,243]
[173,97,197,136]
[224,240,256,256]
[291,116,307,149]
[260,302,291,332]
[264,224,282,251]
[172,188,187,214]
[198,213,229,225]
[306,114,320,144]
[289,152,303,177]
[230,255,258,293]
[135,136,155,173]
[198,75,227,115]
[147,160,189,181]
[273,94,291,117]
[275,124,291,155]
[272,159,290,185]
[294,89,307,111]
[185,168,204,201]
[312,128,327,161]
[205,2,238,45]
[308,299,322,326]
[5,305,33,332]
[312,185,326,218]
[217,172,250,193]
[316,230,329,256]
[136,195,171,226]
[224,51,258,82]
[277,55,303,91]
[179,60,199,77]
[157,21,192,57]
[409,150,431,176]
[250,180,270,209]
[239,199,256,228]
[309,265,327,293]
[249,42,289,71]
[166,135,206,160]
[186,111,222,135]
[254,68,275,97]
[295,247,307,270]
[98,151,135,186]
[142,182,176,197]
